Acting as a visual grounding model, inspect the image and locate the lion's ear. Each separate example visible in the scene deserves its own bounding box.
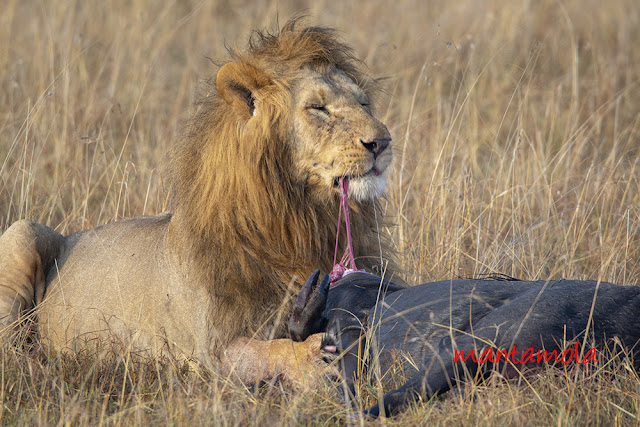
[216,62,271,119]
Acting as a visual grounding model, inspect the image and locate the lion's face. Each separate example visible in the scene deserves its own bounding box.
[291,68,393,202]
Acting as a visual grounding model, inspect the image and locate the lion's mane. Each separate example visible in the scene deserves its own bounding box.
[166,19,392,347]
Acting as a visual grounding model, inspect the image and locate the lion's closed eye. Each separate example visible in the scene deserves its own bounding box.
[308,104,329,114]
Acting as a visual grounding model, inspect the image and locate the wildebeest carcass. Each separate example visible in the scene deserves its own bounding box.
[289,270,640,417]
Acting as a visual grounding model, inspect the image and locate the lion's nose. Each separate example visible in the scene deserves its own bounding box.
[361,138,391,158]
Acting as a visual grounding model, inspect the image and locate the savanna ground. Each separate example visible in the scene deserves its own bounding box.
[1,0,640,424]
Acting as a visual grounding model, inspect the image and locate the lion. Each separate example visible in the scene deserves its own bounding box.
[0,19,394,383]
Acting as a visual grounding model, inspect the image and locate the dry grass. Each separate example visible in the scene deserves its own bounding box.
[1,0,640,424]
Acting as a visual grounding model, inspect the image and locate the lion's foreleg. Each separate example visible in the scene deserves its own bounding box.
[0,220,63,330]
[221,333,328,385]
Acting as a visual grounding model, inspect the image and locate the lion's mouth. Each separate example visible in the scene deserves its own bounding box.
[332,165,381,187]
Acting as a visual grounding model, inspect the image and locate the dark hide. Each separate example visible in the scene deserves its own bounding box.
[289,270,640,417]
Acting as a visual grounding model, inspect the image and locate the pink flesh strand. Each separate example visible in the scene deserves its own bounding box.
[340,178,357,271]
[332,191,343,266]
[329,177,347,283]
[329,177,364,285]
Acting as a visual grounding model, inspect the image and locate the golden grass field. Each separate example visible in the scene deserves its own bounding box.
[1,0,640,424]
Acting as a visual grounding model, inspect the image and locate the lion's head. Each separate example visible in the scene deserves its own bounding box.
[167,18,395,342]
[213,24,393,203]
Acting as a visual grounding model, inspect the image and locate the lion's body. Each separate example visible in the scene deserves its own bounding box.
[0,19,394,379]
[34,215,212,361]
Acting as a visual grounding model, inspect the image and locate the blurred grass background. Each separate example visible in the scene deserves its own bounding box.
[1,0,639,424]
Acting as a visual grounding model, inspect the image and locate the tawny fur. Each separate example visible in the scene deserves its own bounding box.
[0,18,395,380]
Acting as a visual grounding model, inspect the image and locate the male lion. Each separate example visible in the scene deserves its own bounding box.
[0,19,393,383]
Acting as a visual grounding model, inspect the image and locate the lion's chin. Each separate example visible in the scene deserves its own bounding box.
[347,175,387,202]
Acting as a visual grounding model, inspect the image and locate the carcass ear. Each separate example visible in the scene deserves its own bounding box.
[216,62,270,119]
